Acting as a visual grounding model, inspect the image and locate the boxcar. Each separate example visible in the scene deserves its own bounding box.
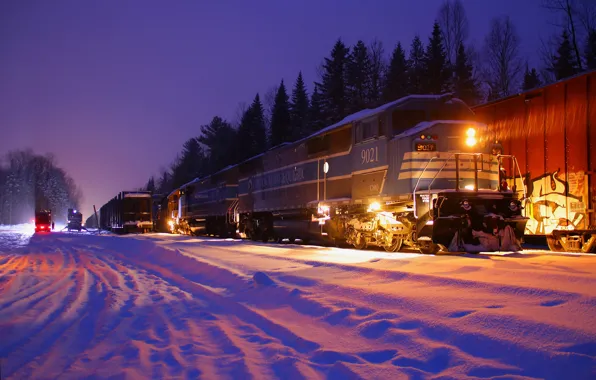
[473,70,596,252]
[99,191,153,233]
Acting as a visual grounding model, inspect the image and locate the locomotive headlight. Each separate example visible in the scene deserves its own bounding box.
[368,202,381,212]
[465,128,477,146]
[168,220,174,227]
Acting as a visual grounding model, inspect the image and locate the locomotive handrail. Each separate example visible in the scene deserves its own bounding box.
[496,154,527,200]
[413,154,454,219]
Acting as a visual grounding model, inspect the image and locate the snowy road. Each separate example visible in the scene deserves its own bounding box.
[1,227,595,379]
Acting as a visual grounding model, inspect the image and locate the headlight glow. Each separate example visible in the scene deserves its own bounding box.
[466,128,476,137]
[368,202,381,212]
[466,136,477,146]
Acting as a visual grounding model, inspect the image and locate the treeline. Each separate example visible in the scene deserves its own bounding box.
[0,150,82,225]
[145,0,596,196]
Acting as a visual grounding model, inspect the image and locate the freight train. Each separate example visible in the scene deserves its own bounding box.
[161,93,529,254]
[473,70,596,253]
[99,191,153,233]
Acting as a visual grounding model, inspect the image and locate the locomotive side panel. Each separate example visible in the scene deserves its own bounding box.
[590,74,596,229]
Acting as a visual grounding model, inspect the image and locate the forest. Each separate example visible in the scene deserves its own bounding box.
[140,0,596,197]
[0,150,82,225]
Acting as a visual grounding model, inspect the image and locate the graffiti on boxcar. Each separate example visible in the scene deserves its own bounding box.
[516,169,586,235]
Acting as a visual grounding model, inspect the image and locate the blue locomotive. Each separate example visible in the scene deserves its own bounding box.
[166,94,529,253]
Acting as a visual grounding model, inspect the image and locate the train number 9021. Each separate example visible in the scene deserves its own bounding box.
[415,142,437,152]
[361,147,379,164]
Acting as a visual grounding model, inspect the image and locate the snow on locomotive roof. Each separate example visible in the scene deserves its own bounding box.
[392,119,487,140]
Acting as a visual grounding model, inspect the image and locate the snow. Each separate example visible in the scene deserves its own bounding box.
[1,229,595,379]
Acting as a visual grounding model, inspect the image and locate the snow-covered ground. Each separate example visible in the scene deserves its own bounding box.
[1,228,595,379]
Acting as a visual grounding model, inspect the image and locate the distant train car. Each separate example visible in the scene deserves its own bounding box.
[473,70,596,253]
[169,93,528,254]
[99,191,153,233]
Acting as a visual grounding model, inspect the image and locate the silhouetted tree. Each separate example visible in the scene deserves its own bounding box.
[144,177,155,192]
[438,0,469,66]
[423,22,451,94]
[308,84,326,134]
[269,80,292,147]
[551,29,581,80]
[587,29,596,69]
[522,65,543,91]
[483,15,522,100]
[346,40,372,113]
[289,72,310,140]
[171,138,205,189]
[407,35,426,94]
[453,42,480,104]
[237,93,267,161]
[317,39,350,124]
[368,39,386,107]
[383,42,410,102]
[198,116,237,173]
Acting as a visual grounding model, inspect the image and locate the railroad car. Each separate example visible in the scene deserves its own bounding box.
[99,191,153,233]
[169,93,529,254]
[473,70,596,253]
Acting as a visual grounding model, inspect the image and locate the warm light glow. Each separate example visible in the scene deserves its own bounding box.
[464,184,475,190]
[367,202,381,212]
[167,220,174,227]
[466,136,477,146]
[466,128,476,137]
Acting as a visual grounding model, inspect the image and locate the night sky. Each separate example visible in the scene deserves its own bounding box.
[1,0,555,219]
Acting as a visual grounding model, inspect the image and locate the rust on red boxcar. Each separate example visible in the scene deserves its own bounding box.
[473,70,596,238]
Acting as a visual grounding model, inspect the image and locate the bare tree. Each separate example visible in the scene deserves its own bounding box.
[438,0,470,65]
[482,15,523,100]
[368,38,386,106]
[541,0,585,71]
[232,101,248,128]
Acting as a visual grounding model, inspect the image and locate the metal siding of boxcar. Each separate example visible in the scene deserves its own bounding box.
[474,71,596,234]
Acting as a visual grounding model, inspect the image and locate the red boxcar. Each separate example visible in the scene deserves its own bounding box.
[473,70,596,252]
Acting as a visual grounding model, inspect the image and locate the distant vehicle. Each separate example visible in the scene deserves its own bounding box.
[67,208,83,231]
[35,210,53,232]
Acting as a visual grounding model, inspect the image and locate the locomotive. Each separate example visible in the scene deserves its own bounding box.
[165,93,529,254]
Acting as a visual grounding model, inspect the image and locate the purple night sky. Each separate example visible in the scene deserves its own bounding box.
[0,0,554,219]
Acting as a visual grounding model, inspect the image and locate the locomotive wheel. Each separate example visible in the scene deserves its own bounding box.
[419,243,439,255]
[384,238,403,252]
[546,236,565,252]
[353,233,367,250]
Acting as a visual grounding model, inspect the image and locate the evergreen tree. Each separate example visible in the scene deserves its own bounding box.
[308,84,326,134]
[552,29,580,80]
[289,72,310,140]
[586,29,596,70]
[157,170,171,194]
[317,39,350,124]
[198,116,237,173]
[237,94,267,160]
[407,35,426,94]
[171,138,205,189]
[522,65,542,91]
[383,42,410,102]
[423,22,451,94]
[453,42,480,105]
[145,177,155,192]
[346,40,372,113]
[269,79,292,147]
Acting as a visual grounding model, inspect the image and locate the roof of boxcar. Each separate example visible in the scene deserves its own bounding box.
[472,69,596,109]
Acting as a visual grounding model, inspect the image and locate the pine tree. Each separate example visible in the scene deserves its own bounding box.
[171,138,205,188]
[383,42,410,102]
[453,42,480,105]
[145,177,155,192]
[423,22,451,94]
[308,84,326,134]
[552,29,580,80]
[586,29,596,70]
[522,65,542,91]
[318,39,350,124]
[269,79,292,147]
[237,94,268,160]
[289,72,310,140]
[407,35,426,94]
[198,116,237,173]
[346,40,372,113]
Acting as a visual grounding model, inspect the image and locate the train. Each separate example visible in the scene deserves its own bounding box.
[473,69,596,253]
[154,93,529,254]
[99,191,153,233]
